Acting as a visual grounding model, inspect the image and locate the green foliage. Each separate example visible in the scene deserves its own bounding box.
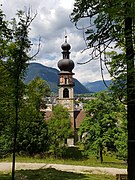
[114,110,127,160]
[79,92,127,162]
[0,11,35,180]
[0,67,50,156]
[106,51,127,102]
[71,0,133,173]
[61,146,86,160]
[1,10,33,80]
[14,77,50,155]
[0,63,16,157]
[26,76,50,110]
[71,0,135,46]
[16,104,48,155]
[47,104,72,157]
[71,0,135,101]
[0,9,51,159]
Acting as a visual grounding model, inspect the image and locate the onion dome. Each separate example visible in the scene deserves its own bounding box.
[58,36,74,72]
[61,38,71,51]
[58,58,74,72]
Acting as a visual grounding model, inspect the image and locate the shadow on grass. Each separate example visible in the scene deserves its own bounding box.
[62,147,87,160]
[0,168,89,180]
[0,173,11,180]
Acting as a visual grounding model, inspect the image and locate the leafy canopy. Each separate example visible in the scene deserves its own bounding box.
[47,104,72,157]
[79,91,126,162]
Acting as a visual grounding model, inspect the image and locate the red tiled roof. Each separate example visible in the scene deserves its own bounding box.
[74,110,86,128]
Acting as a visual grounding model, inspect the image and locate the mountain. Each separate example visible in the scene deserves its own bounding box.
[83,80,112,93]
[24,63,89,94]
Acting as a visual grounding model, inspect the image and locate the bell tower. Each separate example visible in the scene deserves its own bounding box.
[57,36,75,126]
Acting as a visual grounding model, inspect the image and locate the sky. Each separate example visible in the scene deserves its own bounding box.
[1,0,111,83]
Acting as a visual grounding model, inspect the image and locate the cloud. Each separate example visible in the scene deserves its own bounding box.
[1,0,110,83]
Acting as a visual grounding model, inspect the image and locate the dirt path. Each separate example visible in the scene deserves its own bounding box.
[0,162,127,176]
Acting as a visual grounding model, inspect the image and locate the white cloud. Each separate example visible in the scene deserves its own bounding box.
[59,0,74,9]
[1,0,111,83]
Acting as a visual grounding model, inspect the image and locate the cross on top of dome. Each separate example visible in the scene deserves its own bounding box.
[61,36,71,51]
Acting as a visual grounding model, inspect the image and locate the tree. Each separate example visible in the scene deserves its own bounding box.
[15,77,50,155]
[0,10,14,147]
[16,102,48,156]
[115,111,128,160]
[26,76,50,110]
[0,8,39,180]
[47,104,72,157]
[79,92,122,163]
[106,51,127,103]
[71,0,135,178]
[0,76,50,156]
[0,63,15,157]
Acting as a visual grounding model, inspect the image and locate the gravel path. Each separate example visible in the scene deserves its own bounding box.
[0,162,127,176]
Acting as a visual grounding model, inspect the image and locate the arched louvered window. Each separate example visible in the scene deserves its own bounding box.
[63,88,69,98]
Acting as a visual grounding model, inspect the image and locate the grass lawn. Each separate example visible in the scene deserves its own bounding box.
[0,146,127,169]
[0,147,127,179]
[0,155,127,169]
[0,168,115,180]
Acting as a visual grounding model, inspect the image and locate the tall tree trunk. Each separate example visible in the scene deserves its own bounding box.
[12,78,19,180]
[125,2,135,179]
[99,145,103,163]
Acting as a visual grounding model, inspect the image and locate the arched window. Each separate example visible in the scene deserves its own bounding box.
[63,88,69,98]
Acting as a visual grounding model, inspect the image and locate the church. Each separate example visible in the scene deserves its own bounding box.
[45,36,86,144]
